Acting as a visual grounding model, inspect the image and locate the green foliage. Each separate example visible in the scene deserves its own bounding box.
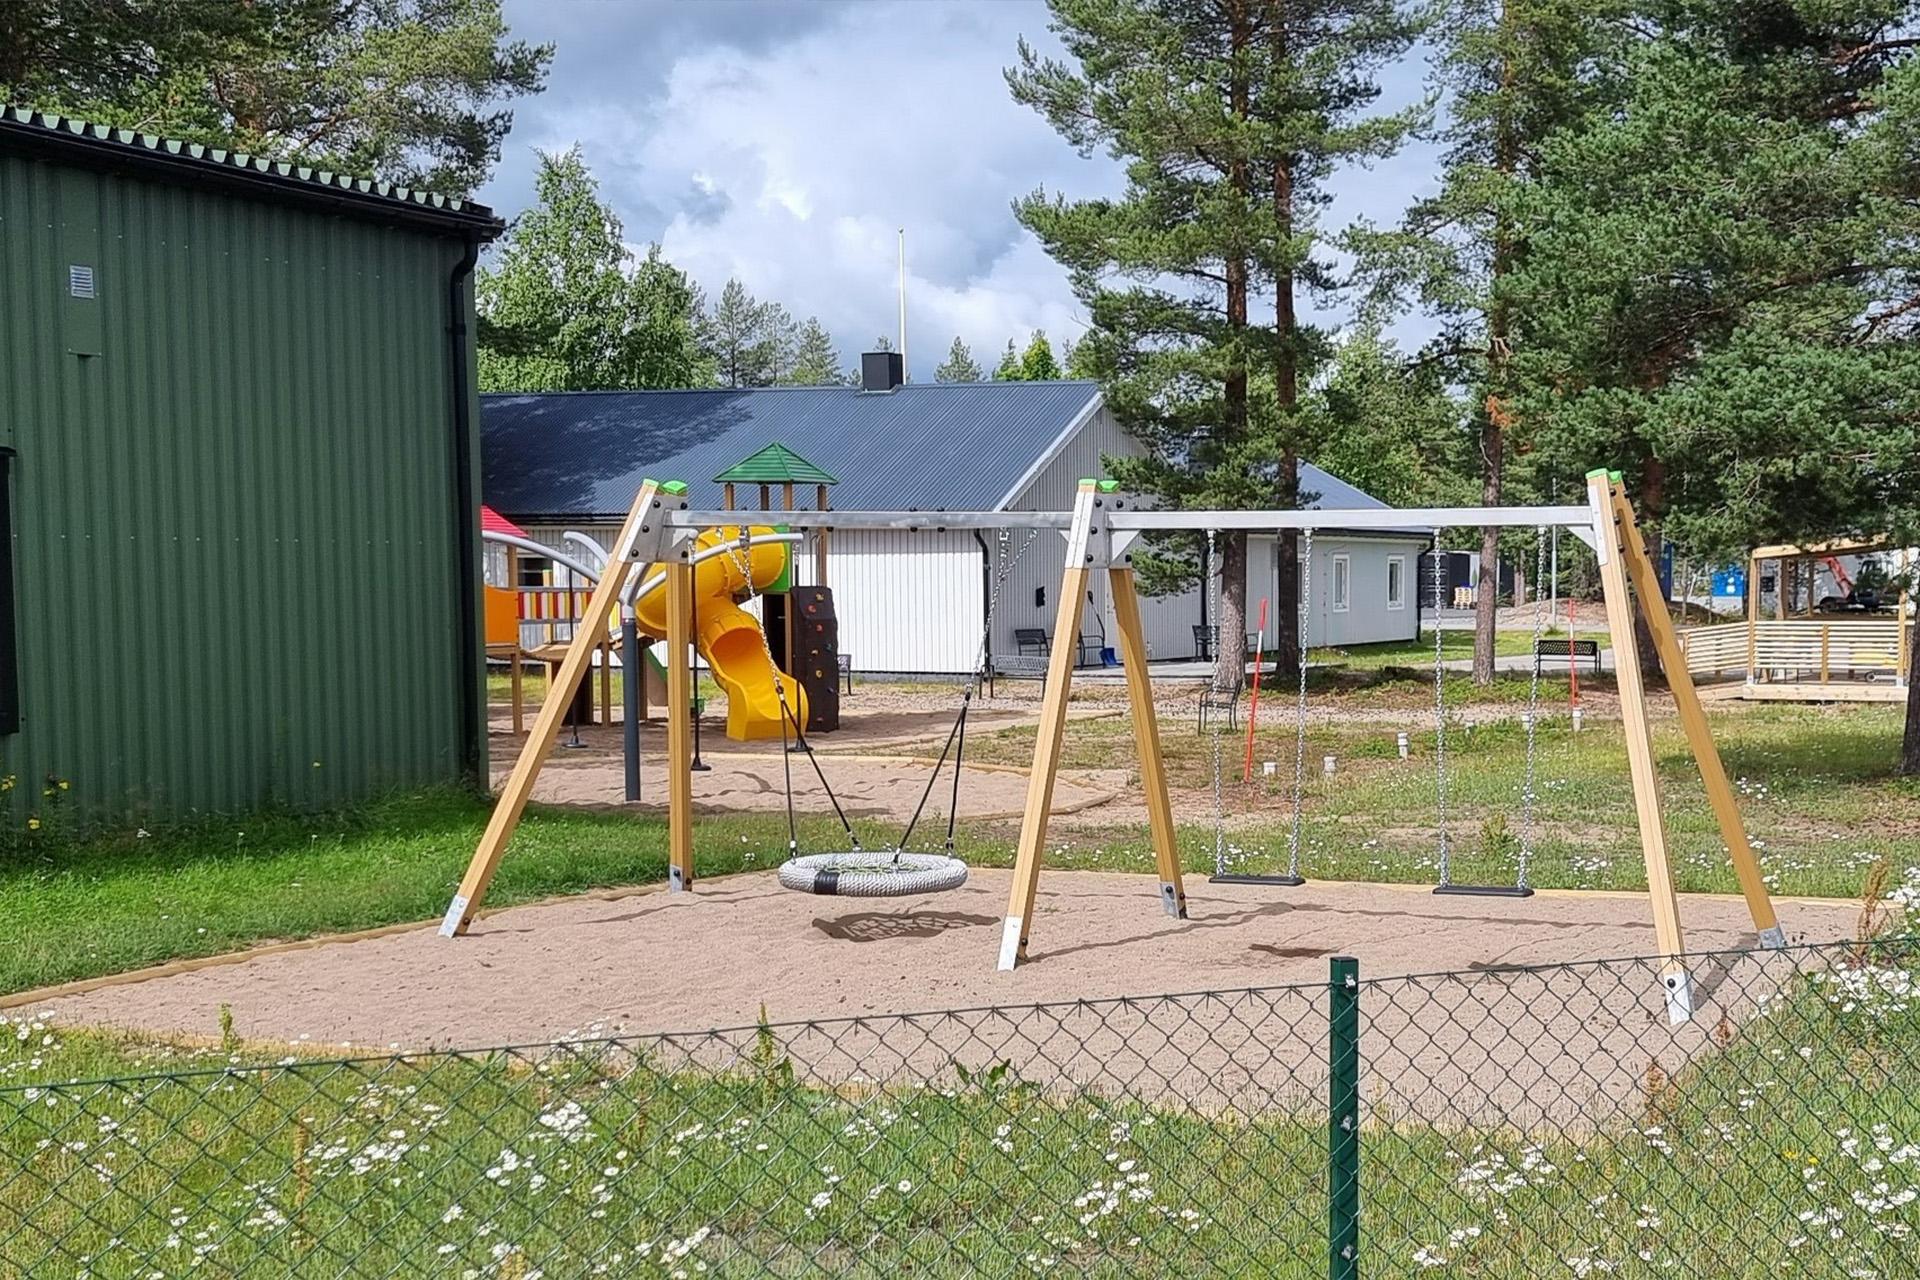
[1313,326,1475,510]
[1505,2,1920,561]
[0,0,550,197]
[993,337,1021,380]
[1019,330,1061,380]
[476,148,710,392]
[992,331,1063,381]
[706,279,797,388]
[785,317,843,386]
[934,336,985,382]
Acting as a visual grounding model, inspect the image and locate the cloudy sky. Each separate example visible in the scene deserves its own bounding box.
[478,0,1443,380]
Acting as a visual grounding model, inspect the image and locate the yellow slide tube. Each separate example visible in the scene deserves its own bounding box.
[631,526,807,741]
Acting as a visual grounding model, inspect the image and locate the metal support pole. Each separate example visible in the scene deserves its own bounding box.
[622,608,641,803]
[1328,954,1361,1280]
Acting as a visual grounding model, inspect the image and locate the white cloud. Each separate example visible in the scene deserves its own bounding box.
[485,0,1443,379]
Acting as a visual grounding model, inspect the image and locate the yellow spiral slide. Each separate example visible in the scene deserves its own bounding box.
[630,526,807,741]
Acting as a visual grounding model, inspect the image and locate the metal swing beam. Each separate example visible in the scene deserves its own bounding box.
[998,476,1784,1029]
[443,476,1783,1022]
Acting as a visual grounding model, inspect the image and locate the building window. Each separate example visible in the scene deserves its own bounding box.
[1331,554,1351,613]
[517,555,552,589]
[1386,555,1405,610]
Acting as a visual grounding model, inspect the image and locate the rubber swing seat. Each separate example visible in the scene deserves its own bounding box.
[778,851,970,897]
[1432,883,1535,898]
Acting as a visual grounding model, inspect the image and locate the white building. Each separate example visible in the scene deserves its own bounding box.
[482,367,1430,675]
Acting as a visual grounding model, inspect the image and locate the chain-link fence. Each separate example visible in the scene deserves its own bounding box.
[4,936,1915,1278]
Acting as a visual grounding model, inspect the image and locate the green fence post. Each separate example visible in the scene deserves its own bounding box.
[1329,955,1360,1280]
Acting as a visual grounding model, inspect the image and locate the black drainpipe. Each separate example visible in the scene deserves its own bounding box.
[448,238,484,783]
[973,531,993,685]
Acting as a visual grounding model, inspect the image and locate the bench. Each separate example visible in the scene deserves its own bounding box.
[1015,627,1106,667]
[1196,669,1246,733]
[985,653,1051,697]
[1534,637,1602,674]
[1194,624,1260,662]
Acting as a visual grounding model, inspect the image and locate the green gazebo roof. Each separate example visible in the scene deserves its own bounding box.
[713,442,839,486]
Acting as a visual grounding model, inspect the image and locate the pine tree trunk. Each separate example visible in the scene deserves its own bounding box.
[1902,619,1920,774]
[1218,534,1249,693]
[1632,457,1668,683]
[1214,0,1253,694]
[1472,416,1503,684]
[1271,4,1301,679]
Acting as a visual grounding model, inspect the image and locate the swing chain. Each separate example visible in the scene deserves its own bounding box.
[1206,528,1227,875]
[721,529,864,854]
[1432,541,1452,886]
[1517,526,1548,890]
[1286,527,1314,881]
[977,526,1037,691]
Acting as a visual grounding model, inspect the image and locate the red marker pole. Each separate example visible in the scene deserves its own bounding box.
[1567,595,1580,707]
[1243,596,1269,782]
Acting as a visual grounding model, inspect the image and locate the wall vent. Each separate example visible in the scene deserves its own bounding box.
[68,264,96,298]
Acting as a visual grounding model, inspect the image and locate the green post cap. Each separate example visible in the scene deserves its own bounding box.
[660,480,689,495]
[1097,479,1121,493]
[1609,469,1624,483]
[1584,468,1610,480]
[1078,477,1099,487]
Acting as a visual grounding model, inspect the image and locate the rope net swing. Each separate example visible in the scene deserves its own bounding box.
[709,526,1036,897]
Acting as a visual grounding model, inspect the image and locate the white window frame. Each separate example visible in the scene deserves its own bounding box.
[1331,554,1351,613]
[1385,555,1406,611]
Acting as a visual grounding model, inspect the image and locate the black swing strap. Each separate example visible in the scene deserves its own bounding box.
[782,698,862,851]
[897,690,971,853]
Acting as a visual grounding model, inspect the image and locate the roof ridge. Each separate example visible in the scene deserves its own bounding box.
[0,105,496,228]
[478,379,1101,399]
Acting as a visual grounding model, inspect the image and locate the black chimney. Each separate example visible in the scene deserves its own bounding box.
[860,350,904,393]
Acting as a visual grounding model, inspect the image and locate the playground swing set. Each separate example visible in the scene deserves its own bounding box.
[445,469,1786,1023]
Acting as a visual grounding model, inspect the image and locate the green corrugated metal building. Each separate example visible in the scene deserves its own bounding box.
[0,108,501,823]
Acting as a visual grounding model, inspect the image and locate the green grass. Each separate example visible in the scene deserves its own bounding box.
[944,702,1920,899]
[7,703,1916,998]
[4,941,1915,1278]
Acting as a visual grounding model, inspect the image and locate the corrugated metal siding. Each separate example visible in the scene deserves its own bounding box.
[0,153,475,822]
[527,521,982,675]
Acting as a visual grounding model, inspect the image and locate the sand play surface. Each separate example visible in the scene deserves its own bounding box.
[33,869,1853,1043]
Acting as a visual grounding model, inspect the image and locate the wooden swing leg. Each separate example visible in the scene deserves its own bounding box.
[442,480,661,937]
[1588,471,1692,1022]
[666,556,695,894]
[1609,481,1784,949]
[1110,565,1188,919]
[1000,481,1098,971]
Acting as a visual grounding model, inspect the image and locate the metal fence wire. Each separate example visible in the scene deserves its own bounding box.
[3,936,1916,1279]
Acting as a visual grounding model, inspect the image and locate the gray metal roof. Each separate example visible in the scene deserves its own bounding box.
[481,381,1106,517]
[480,380,1401,523]
[0,107,500,235]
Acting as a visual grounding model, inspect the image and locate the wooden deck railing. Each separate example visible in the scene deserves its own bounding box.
[1677,617,1912,683]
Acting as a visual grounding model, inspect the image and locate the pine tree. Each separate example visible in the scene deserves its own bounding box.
[0,0,549,197]
[1504,0,1920,695]
[786,317,842,385]
[994,338,1021,380]
[1314,327,1474,510]
[706,279,792,388]
[1353,0,1618,683]
[934,337,984,382]
[1011,0,1418,681]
